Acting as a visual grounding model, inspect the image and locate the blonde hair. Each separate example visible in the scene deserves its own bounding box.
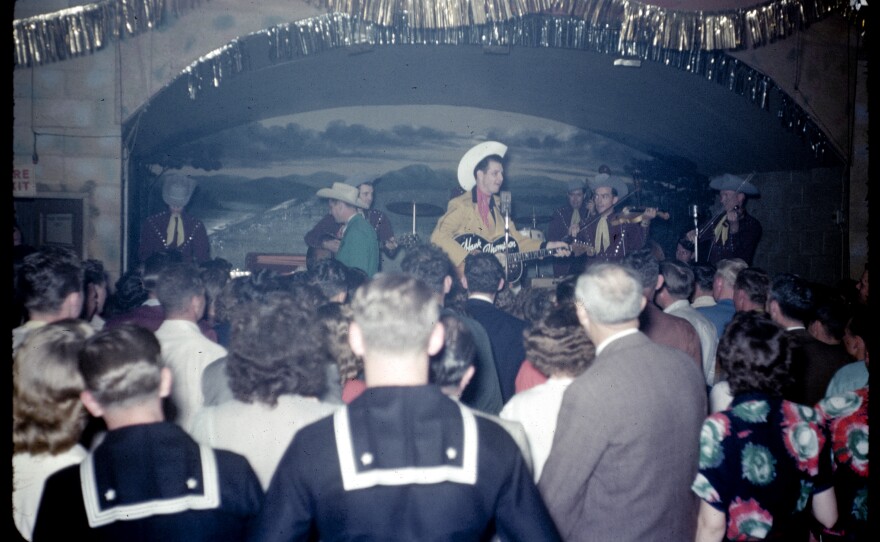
[13,319,94,455]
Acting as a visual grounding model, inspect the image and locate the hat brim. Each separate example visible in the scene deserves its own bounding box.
[457,141,508,191]
[316,188,367,209]
[709,174,760,196]
[587,174,629,197]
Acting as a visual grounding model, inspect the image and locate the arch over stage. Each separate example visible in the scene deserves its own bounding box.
[15,1,861,278]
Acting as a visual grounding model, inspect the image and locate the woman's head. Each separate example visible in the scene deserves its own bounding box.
[226,292,329,406]
[719,312,792,396]
[13,319,95,455]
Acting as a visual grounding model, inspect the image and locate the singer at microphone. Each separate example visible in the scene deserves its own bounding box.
[430,141,571,280]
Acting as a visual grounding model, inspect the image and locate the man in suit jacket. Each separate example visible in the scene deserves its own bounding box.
[539,263,707,541]
[463,252,529,403]
[623,249,703,371]
[400,244,504,415]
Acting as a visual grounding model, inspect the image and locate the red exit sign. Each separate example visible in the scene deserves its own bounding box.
[13,164,36,196]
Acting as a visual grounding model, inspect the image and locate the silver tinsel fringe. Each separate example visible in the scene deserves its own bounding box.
[13,0,850,68]
[13,0,208,67]
[14,1,853,162]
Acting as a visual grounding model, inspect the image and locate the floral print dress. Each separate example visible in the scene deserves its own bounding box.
[816,387,869,540]
[691,393,833,540]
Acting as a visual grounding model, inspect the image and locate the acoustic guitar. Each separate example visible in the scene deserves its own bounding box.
[454,233,585,283]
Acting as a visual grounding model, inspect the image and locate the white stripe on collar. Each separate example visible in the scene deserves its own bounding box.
[80,444,220,528]
[334,402,478,491]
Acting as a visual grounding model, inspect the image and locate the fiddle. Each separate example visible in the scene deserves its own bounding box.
[609,207,670,226]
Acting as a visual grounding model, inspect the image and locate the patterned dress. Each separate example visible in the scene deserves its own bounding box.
[691,393,833,540]
[816,387,869,540]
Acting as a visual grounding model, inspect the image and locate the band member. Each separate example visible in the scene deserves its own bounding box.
[547,179,595,277]
[314,182,379,277]
[430,141,570,280]
[138,173,210,265]
[687,173,762,265]
[304,175,397,265]
[575,173,656,265]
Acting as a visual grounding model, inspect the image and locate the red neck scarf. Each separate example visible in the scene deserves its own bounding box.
[476,190,492,228]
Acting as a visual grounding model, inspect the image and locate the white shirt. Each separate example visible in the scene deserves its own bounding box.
[663,299,719,385]
[13,445,88,540]
[191,395,339,490]
[709,380,734,413]
[690,295,716,309]
[154,319,227,433]
[500,377,573,481]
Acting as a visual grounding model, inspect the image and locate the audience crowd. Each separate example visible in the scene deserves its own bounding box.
[10,239,870,541]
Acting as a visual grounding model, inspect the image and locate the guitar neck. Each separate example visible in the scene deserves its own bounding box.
[506,247,558,264]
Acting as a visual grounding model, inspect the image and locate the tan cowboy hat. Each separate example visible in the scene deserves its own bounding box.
[162,173,197,207]
[587,173,630,197]
[457,141,507,191]
[316,182,367,209]
[709,173,760,196]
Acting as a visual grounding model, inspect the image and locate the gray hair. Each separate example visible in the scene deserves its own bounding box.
[575,264,644,325]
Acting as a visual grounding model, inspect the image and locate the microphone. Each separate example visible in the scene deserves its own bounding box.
[500,191,512,216]
[691,204,699,219]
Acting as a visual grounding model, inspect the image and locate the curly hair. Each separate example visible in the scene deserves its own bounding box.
[525,316,595,378]
[13,319,94,455]
[215,270,280,324]
[226,292,329,406]
[16,247,83,314]
[513,286,555,322]
[316,302,361,384]
[400,244,455,296]
[719,312,792,396]
[106,270,149,316]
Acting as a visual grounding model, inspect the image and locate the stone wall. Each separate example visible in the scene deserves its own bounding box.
[750,168,847,286]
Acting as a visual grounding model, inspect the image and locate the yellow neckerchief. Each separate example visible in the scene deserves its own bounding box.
[166,213,183,246]
[595,214,610,252]
[714,218,729,244]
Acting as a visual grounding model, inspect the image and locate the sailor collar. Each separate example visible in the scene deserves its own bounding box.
[334,387,479,491]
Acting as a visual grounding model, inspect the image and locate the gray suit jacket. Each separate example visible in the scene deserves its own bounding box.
[538,331,707,541]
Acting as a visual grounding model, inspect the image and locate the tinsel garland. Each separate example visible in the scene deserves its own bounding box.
[13,0,849,68]
[13,0,208,67]
[13,0,852,162]
[251,12,832,160]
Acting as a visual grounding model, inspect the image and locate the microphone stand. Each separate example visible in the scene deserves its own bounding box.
[692,205,700,263]
[503,208,510,285]
[501,191,512,284]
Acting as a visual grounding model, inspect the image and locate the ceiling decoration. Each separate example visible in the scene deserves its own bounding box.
[13,0,849,68]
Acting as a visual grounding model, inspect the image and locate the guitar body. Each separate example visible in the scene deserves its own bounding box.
[455,233,525,283]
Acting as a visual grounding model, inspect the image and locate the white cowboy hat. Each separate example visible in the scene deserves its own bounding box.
[457,141,507,191]
[709,173,760,196]
[316,182,368,209]
[587,173,630,197]
[162,173,197,207]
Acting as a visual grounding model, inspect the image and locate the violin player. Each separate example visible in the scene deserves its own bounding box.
[546,178,595,277]
[686,174,762,265]
[575,172,659,265]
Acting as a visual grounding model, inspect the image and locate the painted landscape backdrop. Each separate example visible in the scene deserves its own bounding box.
[152,105,716,273]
